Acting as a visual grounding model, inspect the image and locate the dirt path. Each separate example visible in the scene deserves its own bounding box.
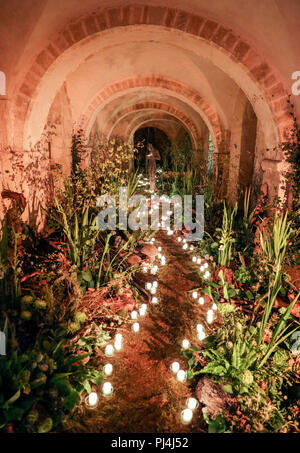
[74,232,208,433]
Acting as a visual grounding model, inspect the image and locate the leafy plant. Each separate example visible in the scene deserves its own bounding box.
[217,201,237,267]
[0,324,103,432]
[259,211,292,272]
[51,197,99,270]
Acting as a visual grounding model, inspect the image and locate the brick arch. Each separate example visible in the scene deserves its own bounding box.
[102,101,202,146]
[124,113,192,144]
[15,3,292,144]
[129,119,179,144]
[78,76,224,148]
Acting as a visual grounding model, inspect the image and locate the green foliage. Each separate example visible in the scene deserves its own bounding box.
[259,211,292,273]
[217,201,237,267]
[51,197,99,270]
[234,266,252,285]
[0,324,103,432]
[169,135,194,172]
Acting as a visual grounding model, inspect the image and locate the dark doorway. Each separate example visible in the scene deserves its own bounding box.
[134,127,171,171]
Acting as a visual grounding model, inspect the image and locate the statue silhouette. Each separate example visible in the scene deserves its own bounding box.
[147,143,160,190]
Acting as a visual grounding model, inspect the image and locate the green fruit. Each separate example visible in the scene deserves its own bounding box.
[27,409,39,424]
[37,417,53,433]
[21,369,31,383]
[34,299,47,310]
[31,373,47,388]
[36,352,44,363]
[226,341,234,350]
[67,322,81,334]
[21,295,34,305]
[241,369,254,386]
[217,345,227,355]
[236,322,243,334]
[20,310,32,321]
[74,311,87,324]
[39,363,49,372]
[42,340,51,351]
[82,269,93,282]
[117,309,127,318]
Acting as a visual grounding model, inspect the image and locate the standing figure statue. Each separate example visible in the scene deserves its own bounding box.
[147,143,160,191]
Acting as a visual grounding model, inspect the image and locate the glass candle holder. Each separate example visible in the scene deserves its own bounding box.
[102,382,113,397]
[105,344,114,357]
[207,309,214,324]
[170,361,180,374]
[131,311,138,320]
[132,322,140,333]
[198,331,206,341]
[139,304,147,316]
[181,408,193,424]
[196,323,204,333]
[103,363,113,376]
[186,397,199,410]
[85,392,98,409]
[114,339,123,352]
[182,339,190,349]
[176,369,187,382]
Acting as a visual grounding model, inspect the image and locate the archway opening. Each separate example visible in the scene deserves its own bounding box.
[134,127,171,172]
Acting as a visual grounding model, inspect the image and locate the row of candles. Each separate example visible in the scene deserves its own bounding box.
[86,236,164,409]
[136,174,201,424]
[179,237,212,280]
[171,235,218,425]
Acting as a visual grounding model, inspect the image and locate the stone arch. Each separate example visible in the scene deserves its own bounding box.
[78,76,224,149]
[14,4,292,148]
[125,115,191,146]
[102,101,202,146]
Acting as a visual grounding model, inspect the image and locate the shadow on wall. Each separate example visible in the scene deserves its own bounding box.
[0,139,51,230]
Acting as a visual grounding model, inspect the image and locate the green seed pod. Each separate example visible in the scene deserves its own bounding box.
[226,341,234,350]
[67,322,81,334]
[37,417,53,433]
[74,311,87,324]
[21,295,34,305]
[39,363,49,372]
[241,369,254,386]
[217,345,227,355]
[42,340,51,351]
[27,409,39,425]
[34,299,47,310]
[20,310,32,321]
[36,352,44,363]
[31,372,47,388]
